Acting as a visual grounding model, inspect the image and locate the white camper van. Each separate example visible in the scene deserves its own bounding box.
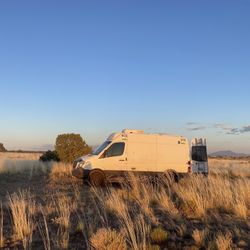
[72,129,208,185]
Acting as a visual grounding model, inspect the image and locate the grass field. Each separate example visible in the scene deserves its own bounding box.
[0,153,249,249]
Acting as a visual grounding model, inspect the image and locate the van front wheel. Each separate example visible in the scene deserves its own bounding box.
[89,170,106,187]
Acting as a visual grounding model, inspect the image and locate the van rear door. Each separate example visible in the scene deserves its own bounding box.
[191,138,208,175]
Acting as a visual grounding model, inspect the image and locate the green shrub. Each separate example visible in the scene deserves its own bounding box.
[39,150,60,162]
[0,143,7,152]
[55,134,92,163]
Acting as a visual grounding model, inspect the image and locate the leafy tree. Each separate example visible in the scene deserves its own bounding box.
[39,150,60,162]
[0,143,7,152]
[55,133,92,163]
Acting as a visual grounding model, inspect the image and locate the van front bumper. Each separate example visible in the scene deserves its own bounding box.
[72,167,90,179]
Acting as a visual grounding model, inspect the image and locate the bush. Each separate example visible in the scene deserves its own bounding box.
[0,143,7,152]
[55,134,92,163]
[39,150,60,162]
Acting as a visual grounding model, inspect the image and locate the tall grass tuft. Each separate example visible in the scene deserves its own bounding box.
[95,186,150,250]
[53,194,75,229]
[215,231,232,250]
[52,194,76,249]
[192,229,207,247]
[174,174,250,218]
[90,228,127,250]
[8,189,35,250]
[0,203,4,248]
[49,162,72,182]
[123,173,158,223]
[150,227,168,244]
[38,207,51,250]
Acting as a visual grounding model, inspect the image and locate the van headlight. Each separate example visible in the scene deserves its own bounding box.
[78,161,85,167]
[82,162,91,170]
[73,159,85,168]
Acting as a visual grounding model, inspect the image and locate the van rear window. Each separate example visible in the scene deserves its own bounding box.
[192,146,208,162]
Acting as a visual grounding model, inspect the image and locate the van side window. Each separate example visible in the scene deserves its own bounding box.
[103,142,125,158]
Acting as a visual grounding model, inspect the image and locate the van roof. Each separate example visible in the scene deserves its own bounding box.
[107,129,186,141]
[122,129,185,137]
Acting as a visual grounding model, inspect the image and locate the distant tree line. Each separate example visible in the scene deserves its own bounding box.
[8,150,45,153]
[209,155,250,160]
[40,133,92,163]
[0,143,45,153]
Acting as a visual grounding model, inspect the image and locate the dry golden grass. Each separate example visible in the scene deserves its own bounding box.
[0,152,42,161]
[154,187,178,216]
[0,152,51,182]
[90,227,127,250]
[52,194,76,229]
[122,174,158,224]
[150,227,168,244]
[49,162,72,181]
[51,191,77,249]
[174,174,250,219]
[0,154,249,249]
[38,208,51,250]
[192,229,207,247]
[209,158,250,177]
[215,231,232,250]
[0,203,4,248]
[93,187,151,249]
[8,189,36,250]
[0,160,52,178]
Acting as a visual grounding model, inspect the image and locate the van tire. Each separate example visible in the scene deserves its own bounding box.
[162,170,179,185]
[89,170,106,187]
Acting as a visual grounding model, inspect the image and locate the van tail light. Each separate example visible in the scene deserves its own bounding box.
[187,161,191,173]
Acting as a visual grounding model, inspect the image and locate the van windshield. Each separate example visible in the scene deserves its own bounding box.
[92,141,111,155]
[192,146,208,162]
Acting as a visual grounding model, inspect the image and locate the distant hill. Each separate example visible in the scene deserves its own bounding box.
[209,151,249,157]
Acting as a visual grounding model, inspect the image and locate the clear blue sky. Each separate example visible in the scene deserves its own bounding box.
[0,0,250,153]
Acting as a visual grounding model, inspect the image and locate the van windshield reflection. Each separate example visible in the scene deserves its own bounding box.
[92,141,111,155]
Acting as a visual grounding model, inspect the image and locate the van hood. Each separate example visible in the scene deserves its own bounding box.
[77,154,97,162]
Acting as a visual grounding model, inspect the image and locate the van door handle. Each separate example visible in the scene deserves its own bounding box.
[119,158,127,162]
[131,167,136,170]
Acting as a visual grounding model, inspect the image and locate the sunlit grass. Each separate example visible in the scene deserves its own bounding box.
[0,154,249,249]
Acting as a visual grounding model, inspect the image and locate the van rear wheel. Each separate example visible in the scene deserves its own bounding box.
[89,170,106,187]
[162,170,179,185]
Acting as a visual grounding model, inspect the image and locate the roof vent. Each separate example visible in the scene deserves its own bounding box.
[122,129,144,135]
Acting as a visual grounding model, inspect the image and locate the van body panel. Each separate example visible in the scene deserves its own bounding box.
[157,138,190,173]
[126,134,157,171]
